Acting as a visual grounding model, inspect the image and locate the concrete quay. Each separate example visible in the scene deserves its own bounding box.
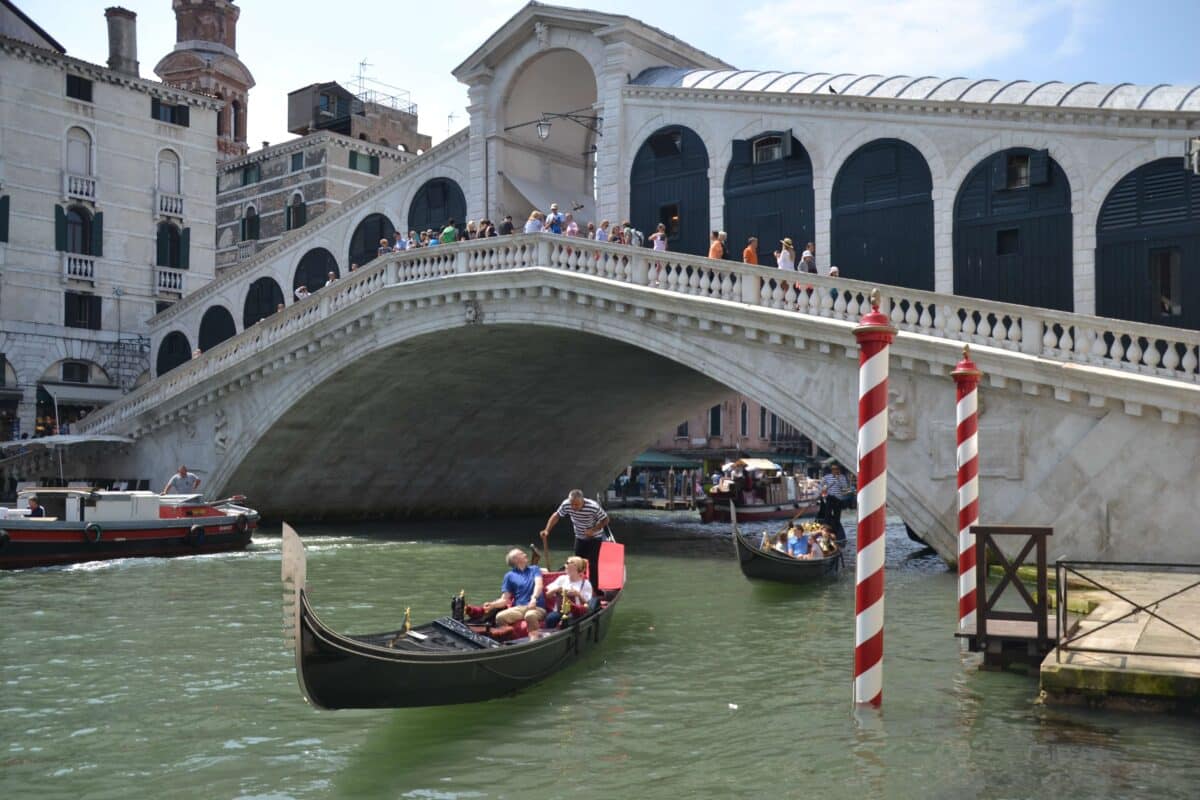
[1040,566,1200,713]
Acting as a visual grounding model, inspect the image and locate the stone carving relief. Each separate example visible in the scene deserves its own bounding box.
[465,300,483,325]
[930,419,1024,480]
[888,377,915,441]
[213,409,228,456]
[534,21,550,49]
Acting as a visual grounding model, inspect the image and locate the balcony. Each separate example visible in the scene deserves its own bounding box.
[157,190,184,218]
[156,266,186,295]
[237,240,257,261]
[62,253,96,282]
[63,172,96,202]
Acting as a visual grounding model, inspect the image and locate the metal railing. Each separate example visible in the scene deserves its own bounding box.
[1055,560,1200,662]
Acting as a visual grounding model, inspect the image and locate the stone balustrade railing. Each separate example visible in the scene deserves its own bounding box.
[62,252,96,282]
[63,172,96,202]
[157,190,184,218]
[78,234,1200,435]
[156,266,186,294]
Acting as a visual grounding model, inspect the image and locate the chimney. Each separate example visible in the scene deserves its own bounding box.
[104,7,139,78]
[262,141,270,150]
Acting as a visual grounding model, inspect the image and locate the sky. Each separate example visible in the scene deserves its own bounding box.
[21,0,1200,151]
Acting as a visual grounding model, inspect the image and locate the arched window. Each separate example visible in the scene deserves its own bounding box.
[156,331,191,376]
[348,213,395,266]
[66,206,92,254]
[286,192,307,230]
[198,305,237,351]
[156,222,181,268]
[217,102,226,136]
[157,150,181,194]
[708,404,722,437]
[740,402,748,437]
[241,206,259,241]
[631,125,710,256]
[293,248,338,293]
[230,101,242,140]
[243,277,284,328]
[66,126,92,175]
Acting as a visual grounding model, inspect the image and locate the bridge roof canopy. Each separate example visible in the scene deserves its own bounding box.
[629,67,1200,114]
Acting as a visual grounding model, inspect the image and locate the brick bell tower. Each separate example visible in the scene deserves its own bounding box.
[154,0,255,160]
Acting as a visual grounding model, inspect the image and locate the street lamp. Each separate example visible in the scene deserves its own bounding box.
[505,108,603,141]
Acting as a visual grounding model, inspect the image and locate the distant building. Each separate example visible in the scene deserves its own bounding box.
[214,132,418,273]
[288,81,432,154]
[0,3,219,439]
[154,0,254,162]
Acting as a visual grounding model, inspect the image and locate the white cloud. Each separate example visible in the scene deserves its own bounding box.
[738,0,1084,77]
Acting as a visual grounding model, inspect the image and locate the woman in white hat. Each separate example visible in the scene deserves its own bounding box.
[774,238,796,271]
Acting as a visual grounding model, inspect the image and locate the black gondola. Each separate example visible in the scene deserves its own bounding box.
[731,505,842,582]
[281,524,626,710]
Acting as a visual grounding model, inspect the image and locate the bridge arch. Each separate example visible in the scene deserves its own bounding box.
[243,276,284,328]
[953,147,1073,310]
[724,130,814,266]
[293,247,339,294]
[831,138,934,289]
[407,178,466,237]
[156,330,191,376]
[347,212,395,268]
[631,125,710,257]
[1096,158,1200,330]
[198,305,237,352]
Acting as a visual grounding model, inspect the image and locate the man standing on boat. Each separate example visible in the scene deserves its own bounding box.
[162,465,201,495]
[819,464,853,542]
[540,489,609,591]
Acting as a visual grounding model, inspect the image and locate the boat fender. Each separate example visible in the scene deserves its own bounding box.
[235,514,249,535]
[188,524,205,547]
[0,529,8,549]
[84,523,102,544]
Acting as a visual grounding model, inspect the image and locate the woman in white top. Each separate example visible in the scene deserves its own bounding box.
[541,556,594,631]
[649,223,669,252]
[523,211,544,234]
[595,220,610,242]
[774,238,796,271]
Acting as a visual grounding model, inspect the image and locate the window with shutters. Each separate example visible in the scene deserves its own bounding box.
[241,163,260,186]
[62,361,90,383]
[753,136,783,164]
[1006,154,1030,189]
[151,98,190,126]
[708,405,722,437]
[241,207,259,241]
[66,127,92,175]
[740,403,748,436]
[349,151,380,175]
[675,421,688,439]
[286,193,307,230]
[759,407,767,438]
[1150,247,1182,318]
[64,291,101,330]
[66,207,92,254]
[66,74,93,102]
[157,222,181,268]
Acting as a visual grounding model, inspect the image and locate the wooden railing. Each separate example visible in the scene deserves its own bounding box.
[77,234,1200,434]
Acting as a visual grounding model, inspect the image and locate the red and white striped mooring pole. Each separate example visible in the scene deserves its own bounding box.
[853,289,897,707]
[952,346,982,632]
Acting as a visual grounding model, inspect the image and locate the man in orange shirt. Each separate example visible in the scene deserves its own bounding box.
[707,230,722,260]
[742,236,758,265]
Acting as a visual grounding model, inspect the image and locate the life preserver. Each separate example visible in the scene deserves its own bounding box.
[234,514,248,535]
[84,523,102,544]
[0,529,8,549]
[188,524,205,547]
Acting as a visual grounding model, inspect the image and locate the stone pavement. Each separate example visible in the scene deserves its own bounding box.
[1041,566,1200,712]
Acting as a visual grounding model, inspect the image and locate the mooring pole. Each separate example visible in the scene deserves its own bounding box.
[852,288,897,707]
[952,345,982,632]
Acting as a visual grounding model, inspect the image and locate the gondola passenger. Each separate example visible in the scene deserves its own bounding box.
[483,548,546,636]
[786,524,812,559]
[542,556,594,631]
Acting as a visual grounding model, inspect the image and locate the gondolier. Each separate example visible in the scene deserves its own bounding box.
[540,489,609,590]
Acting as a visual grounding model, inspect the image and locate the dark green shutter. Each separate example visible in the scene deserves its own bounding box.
[180,227,190,269]
[1029,149,1050,186]
[55,204,67,250]
[89,294,102,330]
[176,105,189,127]
[0,195,8,243]
[731,140,750,165]
[91,212,103,257]
[294,203,306,227]
[991,155,1007,191]
[151,97,161,120]
[369,155,380,175]
[285,205,292,230]
[240,217,246,240]
[156,225,169,266]
[780,130,793,159]
[348,151,358,170]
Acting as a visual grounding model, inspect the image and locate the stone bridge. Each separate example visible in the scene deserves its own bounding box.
[77,235,1200,563]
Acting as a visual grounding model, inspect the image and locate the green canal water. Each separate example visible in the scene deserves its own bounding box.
[2,513,1197,799]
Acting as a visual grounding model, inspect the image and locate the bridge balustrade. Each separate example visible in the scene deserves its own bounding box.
[77,233,1200,436]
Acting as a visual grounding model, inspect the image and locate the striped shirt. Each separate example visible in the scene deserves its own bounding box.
[557,498,609,540]
[821,473,852,499]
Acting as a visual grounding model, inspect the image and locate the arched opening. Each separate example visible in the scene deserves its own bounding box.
[156,330,191,376]
[156,221,182,268]
[954,148,1073,311]
[198,305,237,351]
[348,213,395,267]
[631,125,710,257]
[66,206,93,254]
[1096,158,1200,330]
[34,360,114,436]
[407,178,466,237]
[66,126,92,175]
[243,276,284,328]
[241,206,259,241]
[294,247,339,294]
[157,149,181,194]
[499,48,599,223]
[831,139,934,289]
[287,192,307,230]
[724,130,814,266]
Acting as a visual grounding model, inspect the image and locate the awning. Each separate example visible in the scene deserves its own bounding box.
[730,457,783,472]
[501,172,595,228]
[38,382,124,406]
[631,450,704,470]
[0,433,134,452]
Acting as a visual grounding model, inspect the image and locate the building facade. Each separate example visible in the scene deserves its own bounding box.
[647,392,820,467]
[287,81,432,154]
[0,5,218,440]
